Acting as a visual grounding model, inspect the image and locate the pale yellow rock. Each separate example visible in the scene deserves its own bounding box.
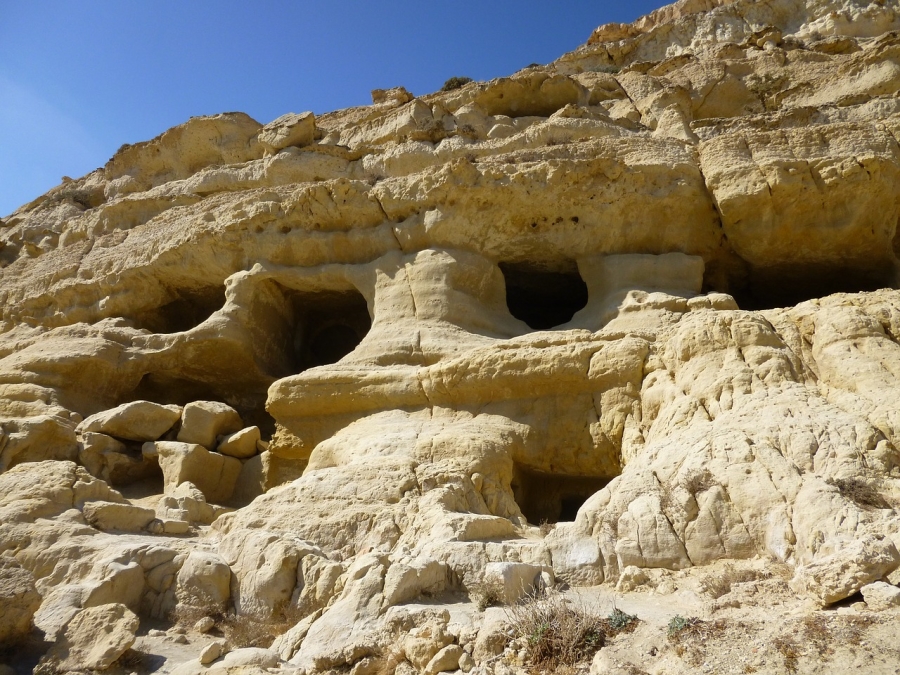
[200,639,225,664]
[177,401,243,449]
[3,0,900,668]
[861,580,900,610]
[790,535,900,605]
[0,557,40,646]
[481,562,549,605]
[259,112,316,154]
[0,415,77,472]
[77,400,182,441]
[41,603,139,671]
[82,500,156,532]
[176,550,231,611]
[145,441,241,504]
[216,425,260,459]
[424,644,463,675]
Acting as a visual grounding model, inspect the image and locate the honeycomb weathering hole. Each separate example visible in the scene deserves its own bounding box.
[132,286,226,334]
[511,464,612,524]
[283,288,372,370]
[500,261,588,329]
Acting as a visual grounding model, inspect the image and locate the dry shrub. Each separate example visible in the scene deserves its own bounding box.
[681,468,716,495]
[172,596,304,649]
[470,579,506,611]
[772,636,800,674]
[660,468,717,516]
[441,76,473,92]
[826,477,891,509]
[507,592,605,671]
[538,520,555,537]
[667,616,729,666]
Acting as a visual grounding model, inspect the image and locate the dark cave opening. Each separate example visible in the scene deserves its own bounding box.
[132,286,227,334]
[500,261,589,329]
[282,288,373,371]
[511,464,612,524]
[724,262,897,311]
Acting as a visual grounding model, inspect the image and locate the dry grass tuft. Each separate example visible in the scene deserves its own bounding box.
[667,616,729,666]
[772,636,800,674]
[171,596,305,649]
[470,579,506,611]
[506,592,606,672]
[826,477,891,509]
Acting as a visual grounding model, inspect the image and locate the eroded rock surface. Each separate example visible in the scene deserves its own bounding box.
[3,0,900,673]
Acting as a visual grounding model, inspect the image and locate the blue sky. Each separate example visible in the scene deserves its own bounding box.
[0,1,664,216]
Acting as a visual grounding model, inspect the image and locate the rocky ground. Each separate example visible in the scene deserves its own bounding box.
[4,0,900,672]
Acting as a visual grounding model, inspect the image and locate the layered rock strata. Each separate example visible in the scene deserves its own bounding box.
[3,0,900,671]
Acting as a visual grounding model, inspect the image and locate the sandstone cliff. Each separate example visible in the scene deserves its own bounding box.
[3,0,900,673]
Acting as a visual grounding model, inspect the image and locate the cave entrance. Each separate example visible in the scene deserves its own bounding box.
[499,261,588,329]
[511,465,611,524]
[132,285,226,334]
[282,288,372,371]
[726,262,896,310]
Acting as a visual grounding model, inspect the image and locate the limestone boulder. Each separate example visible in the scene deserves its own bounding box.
[77,400,182,441]
[78,432,157,485]
[424,644,464,675]
[0,557,41,646]
[481,562,550,605]
[176,550,231,612]
[156,481,229,525]
[40,603,139,672]
[177,401,243,449]
[216,425,260,459]
[790,535,900,605]
[258,112,316,153]
[0,415,77,473]
[861,581,900,611]
[82,500,157,532]
[144,441,241,504]
[0,460,125,523]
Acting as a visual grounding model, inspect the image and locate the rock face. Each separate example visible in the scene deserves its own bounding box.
[40,603,139,671]
[3,0,900,671]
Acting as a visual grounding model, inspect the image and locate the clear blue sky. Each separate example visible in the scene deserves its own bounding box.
[0,1,664,216]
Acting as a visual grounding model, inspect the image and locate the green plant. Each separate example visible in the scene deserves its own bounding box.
[506,592,606,671]
[606,607,638,632]
[441,76,473,92]
[667,615,696,636]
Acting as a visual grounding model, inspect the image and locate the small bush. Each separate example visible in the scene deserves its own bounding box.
[667,616,729,666]
[507,592,606,671]
[471,579,506,611]
[538,520,555,537]
[441,76,473,92]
